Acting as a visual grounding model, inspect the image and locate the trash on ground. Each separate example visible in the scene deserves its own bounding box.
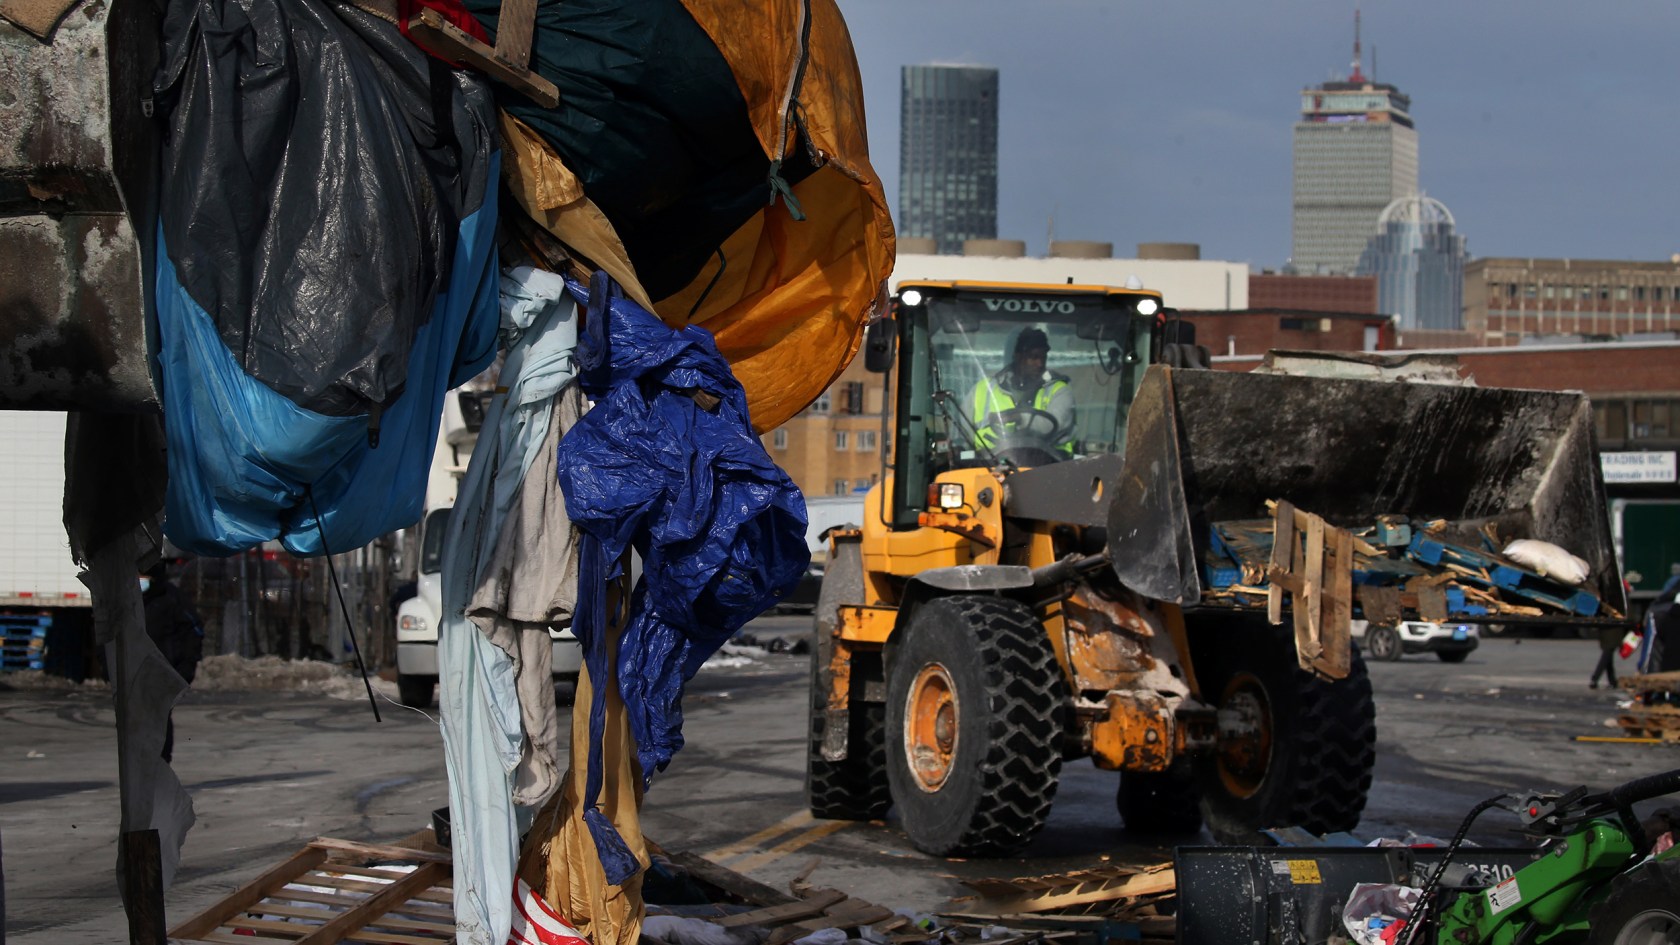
[1615,671,1680,741]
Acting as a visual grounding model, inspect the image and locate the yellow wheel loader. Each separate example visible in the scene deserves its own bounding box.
[807,280,1627,856]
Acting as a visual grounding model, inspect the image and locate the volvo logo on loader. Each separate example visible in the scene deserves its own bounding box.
[980,297,1077,314]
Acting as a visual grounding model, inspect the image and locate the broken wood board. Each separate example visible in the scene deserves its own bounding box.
[953,863,1175,916]
[169,838,453,944]
[404,8,560,109]
[1264,500,1353,680]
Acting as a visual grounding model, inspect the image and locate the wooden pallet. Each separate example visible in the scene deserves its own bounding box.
[169,837,454,944]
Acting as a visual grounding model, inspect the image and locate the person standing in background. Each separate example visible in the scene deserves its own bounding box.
[1589,621,1621,690]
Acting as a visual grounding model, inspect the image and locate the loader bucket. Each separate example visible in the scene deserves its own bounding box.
[0,0,162,411]
[1106,364,1625,616]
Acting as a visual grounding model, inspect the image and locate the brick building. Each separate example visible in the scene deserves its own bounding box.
[764,354,890,498]
[1184,309,1395,361]
[1465,257,1680,342]
[1249,272,1377,314]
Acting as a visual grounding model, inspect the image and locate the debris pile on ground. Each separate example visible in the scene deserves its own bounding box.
[192,654,399,701]
[1616,671,1680,741]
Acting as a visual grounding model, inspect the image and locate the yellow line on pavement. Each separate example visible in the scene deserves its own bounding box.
[703,810,815,862]
[727,819,852,874]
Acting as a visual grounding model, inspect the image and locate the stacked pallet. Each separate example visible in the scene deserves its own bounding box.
[0,614,48,672]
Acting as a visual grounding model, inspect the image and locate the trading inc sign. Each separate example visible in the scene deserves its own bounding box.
[1601,451,1679,484]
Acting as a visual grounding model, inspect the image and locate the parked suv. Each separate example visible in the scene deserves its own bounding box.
[1353,618,1479,663]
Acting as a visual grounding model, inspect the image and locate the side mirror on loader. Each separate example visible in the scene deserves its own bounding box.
[864,317,897,373]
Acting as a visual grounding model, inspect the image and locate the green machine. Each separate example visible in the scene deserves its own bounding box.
[1175,768,1680,945]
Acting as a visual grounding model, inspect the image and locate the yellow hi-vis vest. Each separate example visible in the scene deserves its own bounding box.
[971,376,1072,455]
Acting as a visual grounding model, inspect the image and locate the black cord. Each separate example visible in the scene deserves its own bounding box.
[1398,793,1510,945]
[306,486,382,723]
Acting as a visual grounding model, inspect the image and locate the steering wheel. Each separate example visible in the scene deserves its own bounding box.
[995,406,1062,439]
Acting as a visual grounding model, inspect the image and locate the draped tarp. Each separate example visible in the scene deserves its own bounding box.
[149,0,502,554]
[467,0,894,429]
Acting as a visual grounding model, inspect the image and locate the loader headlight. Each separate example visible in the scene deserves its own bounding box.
[899,289,924,307]
[931,482,965,510]
[1135,297,1160,317]
[400,615,428,633]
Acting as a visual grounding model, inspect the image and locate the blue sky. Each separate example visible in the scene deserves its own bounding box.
[832,0,1680,270]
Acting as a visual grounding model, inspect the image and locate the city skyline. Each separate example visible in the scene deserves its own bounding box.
[833,0,1679,269]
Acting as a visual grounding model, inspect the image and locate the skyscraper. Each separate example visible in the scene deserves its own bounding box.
[1291,19,1417,274]
[899,65,998,255]
[1356,194,1467,331]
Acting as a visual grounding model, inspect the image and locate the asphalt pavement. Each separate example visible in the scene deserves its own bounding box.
[0,618,1668,943]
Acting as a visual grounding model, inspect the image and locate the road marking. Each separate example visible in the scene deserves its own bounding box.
[703,810,815,862]
[727,819,852,873]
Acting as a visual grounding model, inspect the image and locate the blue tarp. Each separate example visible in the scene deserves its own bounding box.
[153,175,499,556]
[557,273,810,881]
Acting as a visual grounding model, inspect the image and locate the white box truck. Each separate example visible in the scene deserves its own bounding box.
[0,412,94,678]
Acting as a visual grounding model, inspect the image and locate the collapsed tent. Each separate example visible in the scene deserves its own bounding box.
[151,0,501,556]
[465,0,895,430]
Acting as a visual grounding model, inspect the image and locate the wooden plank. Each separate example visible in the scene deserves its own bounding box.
[299,871,452,903]
[958,868,1176,916]
[121,829,169,945]
[200,931,298,944]
[323,863,453,888]
[172,847,331,940]
[491,0,537,70]
[1268,501,1295,625]
[765,904,899,945]
[712,888,848,928]
[311,837,451,866]
[264,887,451,922]
[251,902,454,935]
[404,9,560,109]
[1321,527,1354,678]
[294,863,447,945]
[1301,514,1324,664]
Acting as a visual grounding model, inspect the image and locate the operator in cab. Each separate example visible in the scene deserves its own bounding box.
[969,327,1075,459]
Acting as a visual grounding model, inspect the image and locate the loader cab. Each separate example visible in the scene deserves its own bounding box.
[877,281,1163,529]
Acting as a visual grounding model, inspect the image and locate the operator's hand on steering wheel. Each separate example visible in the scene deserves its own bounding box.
[996,406,1062,439]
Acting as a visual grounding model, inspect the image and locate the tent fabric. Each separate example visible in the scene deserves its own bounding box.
[154,0,497,418]
[499,114,655,313]
[469,0,893,430]
[438,271,580,945]
[555,273,809,880]
[150,0,501,556]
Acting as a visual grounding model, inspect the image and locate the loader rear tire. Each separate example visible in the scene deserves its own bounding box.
[1117,763,1203,835]
[806,541,891,822]
[1191,618,1376,844]
[1585,858,1680,945]
[885,595,1065,857]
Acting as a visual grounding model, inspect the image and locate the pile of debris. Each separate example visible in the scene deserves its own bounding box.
[1202,500,1613,626]
[1617,671,1680,742]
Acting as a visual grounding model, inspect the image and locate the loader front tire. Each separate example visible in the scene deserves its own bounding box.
[1585,858,1680,945]
[885,595,1065,857]
[1192,618,1376,844]
[806,540,891,821]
